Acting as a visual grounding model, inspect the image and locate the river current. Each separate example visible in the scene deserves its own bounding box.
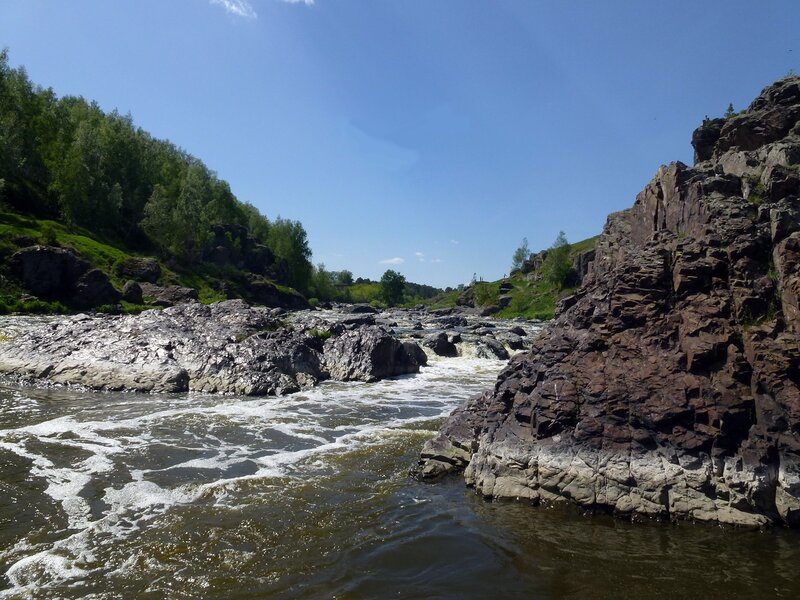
[1,325,800,598]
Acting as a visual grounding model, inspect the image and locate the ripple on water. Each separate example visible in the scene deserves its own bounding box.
[2,354,800,599]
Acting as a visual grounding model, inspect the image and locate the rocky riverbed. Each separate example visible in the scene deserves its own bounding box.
[0,301,539,396]
[419,76,800,528]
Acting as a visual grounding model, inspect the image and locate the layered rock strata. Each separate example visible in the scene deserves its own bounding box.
[421,76,800,527]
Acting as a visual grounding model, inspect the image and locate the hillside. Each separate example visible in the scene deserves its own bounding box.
[0,50,314,313]
[427,235,599,320]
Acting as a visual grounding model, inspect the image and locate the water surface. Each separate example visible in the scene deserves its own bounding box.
[1,347,799,599]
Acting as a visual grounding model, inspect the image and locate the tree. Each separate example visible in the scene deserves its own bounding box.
[541,231,573,289]
[724,103,735,118]
[380,269,406,306]
[333,270,354,286]
[511,237,530,271]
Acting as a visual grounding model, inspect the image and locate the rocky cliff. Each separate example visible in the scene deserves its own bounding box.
[420,76,800,527]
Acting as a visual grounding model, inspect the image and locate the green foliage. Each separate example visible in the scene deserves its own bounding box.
[511,237,530,271]
[40,222,57,246]
[380,269,406,306]
[724,102,736,118]
[307,328,332,340]
[541,231,573,289]
[0,49,312,298]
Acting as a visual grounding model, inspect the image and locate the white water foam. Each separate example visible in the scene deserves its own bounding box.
[0,355,505,595]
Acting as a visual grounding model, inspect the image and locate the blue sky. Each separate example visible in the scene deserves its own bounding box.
[1,1,798,288]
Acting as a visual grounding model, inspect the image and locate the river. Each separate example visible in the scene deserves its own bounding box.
[1,329,800,598]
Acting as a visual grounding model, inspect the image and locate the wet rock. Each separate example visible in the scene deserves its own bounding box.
[423,332,458,357]
[420,75,800,527]
[345,304,379,314]
[323,326,423,382]
[475,337,509,360]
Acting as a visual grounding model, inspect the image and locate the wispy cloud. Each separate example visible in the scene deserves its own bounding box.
[415,251,425,262]
[430,258,444,263]
[280,0,315,5]
[450,239,460,245]
[379,257,405,265]
[211,0,257,19]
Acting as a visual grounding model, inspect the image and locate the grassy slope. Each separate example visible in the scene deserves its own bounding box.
[0,209,298,312]
[427,235,599,320]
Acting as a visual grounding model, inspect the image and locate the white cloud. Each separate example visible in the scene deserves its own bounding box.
[379,257,405,265]
[450,239,460,245]
[211,0,257,18]
[281,0,315,4]
[415,251,425,262]
[430,258,444,263]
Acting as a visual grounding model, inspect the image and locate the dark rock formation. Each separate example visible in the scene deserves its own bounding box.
[323,326,423,382]
[420,76,800,527]
[138,282,199,307]
[10,245,89,297]
[121,280,144,304]
[423,332,458,357]
[72,269,121,309]
[115,257,161,283]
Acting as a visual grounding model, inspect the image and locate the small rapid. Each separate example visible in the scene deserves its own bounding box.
[0,352,504,598]
[2,320,800,599]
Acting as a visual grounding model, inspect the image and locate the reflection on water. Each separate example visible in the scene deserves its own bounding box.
[1,353,799,599]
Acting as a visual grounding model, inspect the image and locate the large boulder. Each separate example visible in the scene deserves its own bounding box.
[323,326,423,382]
[139,282,199,307]
[72,269,121,309]
[10,245,88,297]
[420,75,800,527]
[115,257,161,283]
[423,332,458,357]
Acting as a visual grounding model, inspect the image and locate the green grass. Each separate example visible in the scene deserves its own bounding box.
[424,234,598,320]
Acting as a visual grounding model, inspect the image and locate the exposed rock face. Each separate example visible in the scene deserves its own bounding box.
[0,300,426,395]
[138,282,199,307]
[115,257,161,283]
[323,326,424,382]
[10,246,89,297]
[421,76,800,527]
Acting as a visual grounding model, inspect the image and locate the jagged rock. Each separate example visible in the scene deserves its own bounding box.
[323,326,423,382]
[423,332,458,357]
[72,269,121,308]
[139,282,199,307]
[0,301,426,394]
[121,280,144,304]
[475,337,509,360]
[432,315,468,328]
[420,76,800,527]
[10,245,89,297]
[115,257,161,283]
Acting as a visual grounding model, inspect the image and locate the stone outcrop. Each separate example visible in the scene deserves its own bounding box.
[0,300,427,395]
[10,245,90,297]
[323,326,425,382]
[420,76,800,527]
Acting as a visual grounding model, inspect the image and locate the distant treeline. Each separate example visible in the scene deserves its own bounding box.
[0,50,314,292]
